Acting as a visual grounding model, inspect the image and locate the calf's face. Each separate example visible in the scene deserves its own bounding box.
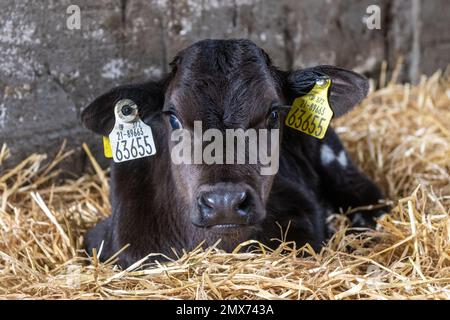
[163,42,283,237]
[81,39,369,249]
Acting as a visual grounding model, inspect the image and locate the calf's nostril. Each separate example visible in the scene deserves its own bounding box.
[232,191,248,209]
[235,191,247,204]
[235,192,251,216]
[201,193,217,208]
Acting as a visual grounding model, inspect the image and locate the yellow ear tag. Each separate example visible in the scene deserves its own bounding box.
[285,78,333,139]
[102,136,113,158]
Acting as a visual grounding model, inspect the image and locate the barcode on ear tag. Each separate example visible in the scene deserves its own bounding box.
[103,136,113,158]
[285,78,333,139]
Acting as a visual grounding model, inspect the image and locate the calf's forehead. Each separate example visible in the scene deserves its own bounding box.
[165,41,280,127]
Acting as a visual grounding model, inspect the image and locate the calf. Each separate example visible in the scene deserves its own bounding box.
[82,39,386,267]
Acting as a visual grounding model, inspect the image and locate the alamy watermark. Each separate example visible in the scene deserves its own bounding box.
[65,264,81,288]
[170,122,280,176]
[364,4,381,30]
[67,4,381,31]
[66,5,81,30]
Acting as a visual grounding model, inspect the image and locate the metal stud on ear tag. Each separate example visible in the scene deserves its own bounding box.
[108,99,156,162]
[115,99,139,123]
[285,77,333,139]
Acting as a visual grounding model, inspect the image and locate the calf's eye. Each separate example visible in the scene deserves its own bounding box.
[267,111,279,129]
[169,114,182,130]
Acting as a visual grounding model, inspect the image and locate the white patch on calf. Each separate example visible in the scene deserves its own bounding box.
[321,145,348,168]
[320,144,335,165]
[336,151,348,168]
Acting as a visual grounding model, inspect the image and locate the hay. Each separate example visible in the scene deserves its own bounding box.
[0,69,449,300]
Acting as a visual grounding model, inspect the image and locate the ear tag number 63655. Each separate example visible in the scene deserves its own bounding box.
[285,77,333,139]
[107,99,156,163]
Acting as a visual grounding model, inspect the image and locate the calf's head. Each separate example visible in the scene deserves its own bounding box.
[82,39,368,246]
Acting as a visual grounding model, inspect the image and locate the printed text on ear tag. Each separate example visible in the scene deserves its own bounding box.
[109,99,157,163]
[103,136,113,158]
[285,78,333,139]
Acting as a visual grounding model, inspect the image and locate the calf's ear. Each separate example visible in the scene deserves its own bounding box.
[81,81,165,136]
[286,65,369,117]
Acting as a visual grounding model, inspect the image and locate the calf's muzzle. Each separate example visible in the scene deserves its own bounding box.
[193,183,261,231]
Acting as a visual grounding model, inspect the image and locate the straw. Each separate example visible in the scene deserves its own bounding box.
[0,66,449,299]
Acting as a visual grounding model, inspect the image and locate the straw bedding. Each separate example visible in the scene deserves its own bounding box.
[0,67,449,299]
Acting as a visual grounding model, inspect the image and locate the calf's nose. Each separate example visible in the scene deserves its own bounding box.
[197,189,250,226]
